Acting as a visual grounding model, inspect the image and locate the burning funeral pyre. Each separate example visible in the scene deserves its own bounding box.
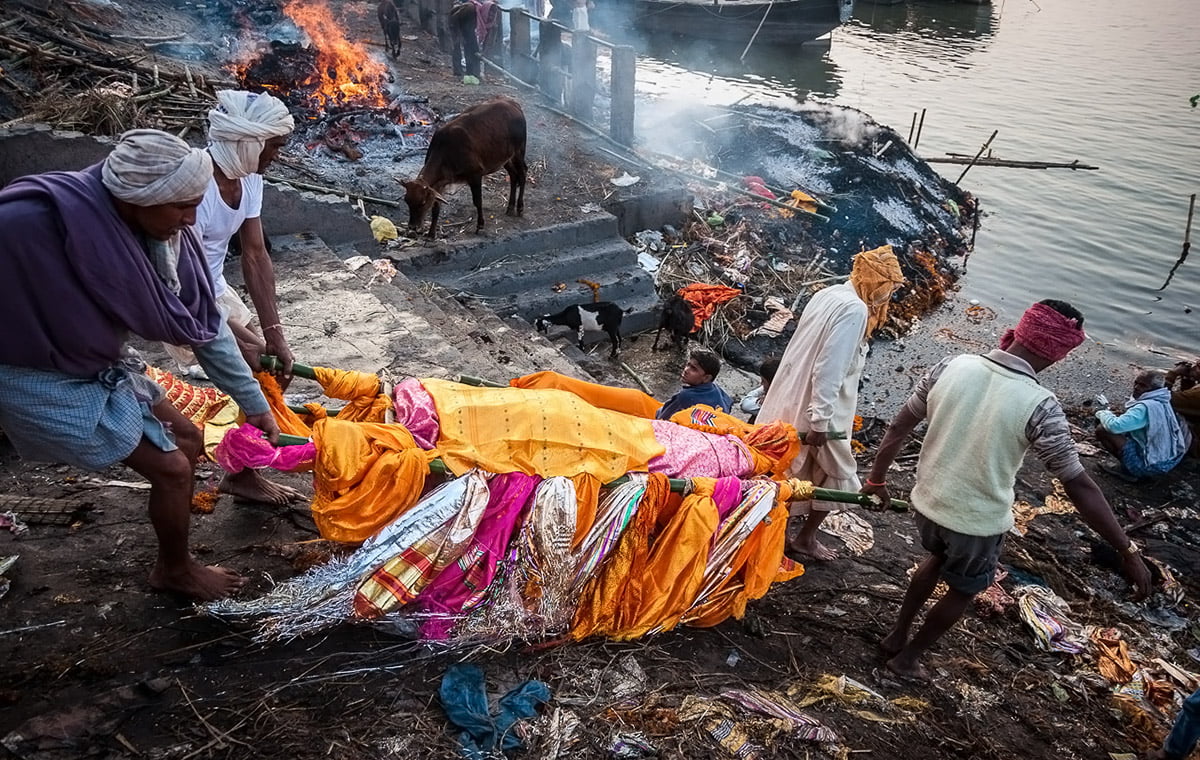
[228,0,438,168]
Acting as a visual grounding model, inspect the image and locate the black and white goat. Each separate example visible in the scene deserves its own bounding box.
[651,294,695,351]
[535,302,625,358]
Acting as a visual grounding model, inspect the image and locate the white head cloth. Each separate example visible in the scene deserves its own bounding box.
[101,129,213,207]
[207,90,295,179]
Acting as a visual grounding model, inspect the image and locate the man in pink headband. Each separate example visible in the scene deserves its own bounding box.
[861,300,1150,682]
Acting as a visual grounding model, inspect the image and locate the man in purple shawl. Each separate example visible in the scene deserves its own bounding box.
[0,129,281,601]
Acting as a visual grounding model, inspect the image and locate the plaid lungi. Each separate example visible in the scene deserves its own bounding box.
[0,361,173,470]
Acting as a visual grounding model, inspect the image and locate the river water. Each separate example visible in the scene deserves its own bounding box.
[622,0,1198,362]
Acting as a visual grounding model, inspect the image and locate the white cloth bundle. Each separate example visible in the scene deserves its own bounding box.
[101,128,212,206]
[207,90,295,179]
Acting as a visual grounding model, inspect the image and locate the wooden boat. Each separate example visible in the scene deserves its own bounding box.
[629,0,854,46]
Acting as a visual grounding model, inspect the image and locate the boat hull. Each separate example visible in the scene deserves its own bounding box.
[631,0,851,45]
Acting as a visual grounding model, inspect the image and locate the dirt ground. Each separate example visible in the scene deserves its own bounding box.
[4,2,1200,760]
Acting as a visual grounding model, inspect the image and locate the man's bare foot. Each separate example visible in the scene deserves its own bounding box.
[149,559,247,601]
[787,535,838,561]
[220,470,305,506]
[886,654,931,683]
[880,630,907,657]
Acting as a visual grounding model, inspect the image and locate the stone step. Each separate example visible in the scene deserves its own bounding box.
[395,214,626,275]
[455,296,595,381]
[283,233,597,383]
[435,238,639,297]
[258,233,499,380]
[488,269,663,334]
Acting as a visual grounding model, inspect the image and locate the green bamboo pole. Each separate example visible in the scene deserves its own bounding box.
[259,355,318,380]
[264,362,878,503]
[427,458,906,510]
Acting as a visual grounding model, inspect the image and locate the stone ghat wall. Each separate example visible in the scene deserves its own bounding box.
[0,125,373,249]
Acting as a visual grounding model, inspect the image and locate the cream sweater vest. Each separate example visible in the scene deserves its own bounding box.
[912,354,1054,537]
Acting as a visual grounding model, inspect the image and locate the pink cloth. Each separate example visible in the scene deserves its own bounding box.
[712,476,743,520]
[999,302,1086,362]
[416,471,540,639]
[214,423,316,473]
[647,420,754,479]
[392,377,440,450]
[470,0,500,45]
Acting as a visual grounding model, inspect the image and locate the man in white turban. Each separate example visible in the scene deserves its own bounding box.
[164,90,301,506]
[0,128,281,601]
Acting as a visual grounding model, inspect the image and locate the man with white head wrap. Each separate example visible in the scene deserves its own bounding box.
[0,128,282,602]
[163,90,301,506]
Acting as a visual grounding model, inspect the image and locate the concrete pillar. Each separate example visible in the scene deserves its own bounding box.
[569,33,597,122]
[610,45,636,146]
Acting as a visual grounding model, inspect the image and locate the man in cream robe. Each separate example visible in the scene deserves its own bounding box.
[756,246,904,560]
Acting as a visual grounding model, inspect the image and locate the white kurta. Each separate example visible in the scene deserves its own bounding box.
[756,282,868,513]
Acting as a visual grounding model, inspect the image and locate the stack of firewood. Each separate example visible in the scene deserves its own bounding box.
[0,1,235,136]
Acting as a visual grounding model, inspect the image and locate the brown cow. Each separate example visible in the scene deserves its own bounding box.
[400,96,527,239]
[378,0,402,58]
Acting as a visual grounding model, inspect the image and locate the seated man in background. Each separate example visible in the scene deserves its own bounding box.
[1095,369,1191,479]
[1166,358,1200,449]
[656,349,733,420]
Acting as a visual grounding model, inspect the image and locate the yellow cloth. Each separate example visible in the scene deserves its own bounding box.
[848,244,905,336]
[422,378,665,481]
[510,371,662,419]
[310,418,439,542]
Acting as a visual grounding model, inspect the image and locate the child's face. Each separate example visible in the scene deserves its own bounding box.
[681,358,711,386]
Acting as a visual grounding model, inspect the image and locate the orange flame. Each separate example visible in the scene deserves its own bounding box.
[282,0,388,109]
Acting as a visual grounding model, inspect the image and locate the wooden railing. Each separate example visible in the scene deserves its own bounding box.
[404,0,636,146]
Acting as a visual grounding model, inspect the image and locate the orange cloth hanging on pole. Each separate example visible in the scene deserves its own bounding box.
[612,477,721,639]
[571,474,672,640]
[570,473,601,549]
[685,485,805,628]
[677,283,742,332]
[510,371,663,419]
[312,366,391,422]
[255,372,314,436]
[310,417,439,542]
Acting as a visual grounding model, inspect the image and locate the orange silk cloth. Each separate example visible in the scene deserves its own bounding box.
[421,379,665,481]
[310,418,439,542]
[678,283,742,332]
[685,481,806,627]
[312,366,390,422]
[667,405,801,477]
[571,476,722,640]
[510,371,662,419]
